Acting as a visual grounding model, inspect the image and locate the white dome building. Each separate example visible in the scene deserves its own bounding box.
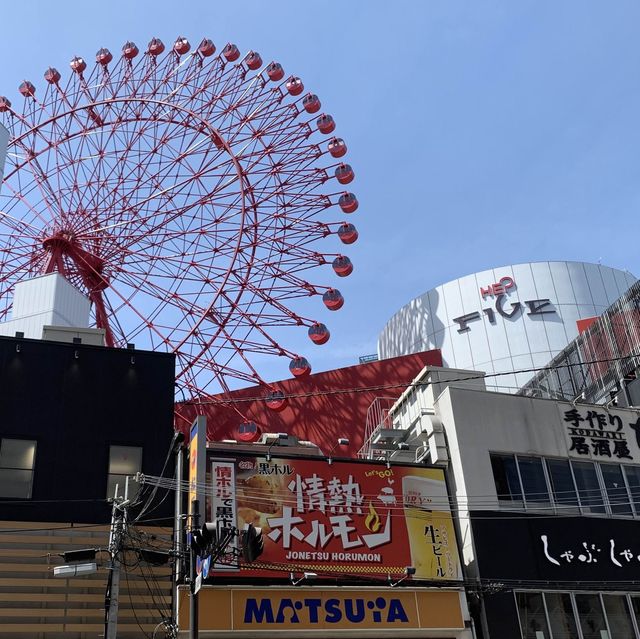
[378,261,637,391]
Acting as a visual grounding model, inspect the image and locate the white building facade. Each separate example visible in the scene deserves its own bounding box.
[378,261,637,392]
[368,367,640,639]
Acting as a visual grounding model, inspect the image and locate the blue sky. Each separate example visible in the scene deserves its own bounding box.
[1,1,639,385]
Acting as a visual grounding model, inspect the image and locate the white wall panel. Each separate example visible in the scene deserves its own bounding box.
[581,262,609,308]
[0,273,90,339]
[378,261,637,392]
[599,265,622,306]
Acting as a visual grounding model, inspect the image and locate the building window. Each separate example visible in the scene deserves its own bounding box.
[574,593,608,639]
[600,464,633,516]
[603,594,635,637]
[543,592,578,639]
[630,596,640,632]
[0,438,36,498]
[517,592,640,639]
[571,461,606,515]
[518,456,550,505]
[516,591,550,639]
[623,466,640,514]
[490,452,640,519]
[490,454,523,502]
[107,445,142,499]
[546,459,579,510]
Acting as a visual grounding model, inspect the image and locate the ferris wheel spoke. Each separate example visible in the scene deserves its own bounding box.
[85,130,238,237]
[0,36,356,398]
[0,183,53,234]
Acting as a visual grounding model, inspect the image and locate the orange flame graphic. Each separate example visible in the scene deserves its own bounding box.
[365,502,381,533]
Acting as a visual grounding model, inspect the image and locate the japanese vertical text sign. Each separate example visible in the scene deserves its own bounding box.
[211,456,461,582]
[188,416,206,521]
[211,459,238,569]
[559,403,640,462]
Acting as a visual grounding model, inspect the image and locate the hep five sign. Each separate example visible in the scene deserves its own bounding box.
[210,456,462,582]
[480,276,515,298]
[453,274,556,332]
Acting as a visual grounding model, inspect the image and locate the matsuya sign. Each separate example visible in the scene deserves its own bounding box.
[452,275,557,333]
[178,588,466,633]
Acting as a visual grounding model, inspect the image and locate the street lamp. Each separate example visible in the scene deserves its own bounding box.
[388,566,415,587]
[266,432,288,461]
[290,571,317,586]
[327,437,350,464]
[53,563,98,577]
[53,548,99,577]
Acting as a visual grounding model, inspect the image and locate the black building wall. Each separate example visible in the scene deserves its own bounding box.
[0,335,175,524]
[470,511,640,638]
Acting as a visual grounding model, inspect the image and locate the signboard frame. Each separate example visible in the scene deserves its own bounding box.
[206,451,462,584]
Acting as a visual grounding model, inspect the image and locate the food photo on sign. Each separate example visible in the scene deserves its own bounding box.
[208,455,462,582]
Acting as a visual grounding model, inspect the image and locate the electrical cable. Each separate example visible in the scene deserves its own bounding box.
[136,473,640,520]
[134,432,183,523]
[123,525,173,617]
[0,516,174,535]
[175,350,640,406]
[123,561,154,639]
[0,498,109,505]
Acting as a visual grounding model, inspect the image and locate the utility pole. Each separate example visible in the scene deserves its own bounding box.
[172,440,184,624]
[105,478,130,639]
[189,499,200,639]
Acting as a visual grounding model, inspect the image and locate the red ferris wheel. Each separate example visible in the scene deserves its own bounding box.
[0,36,359,400]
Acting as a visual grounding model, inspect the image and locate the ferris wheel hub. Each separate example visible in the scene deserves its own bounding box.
[42,230,75,250]
[42,231,108,292]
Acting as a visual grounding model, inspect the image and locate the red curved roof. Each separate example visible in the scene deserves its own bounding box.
[175,350,442,457]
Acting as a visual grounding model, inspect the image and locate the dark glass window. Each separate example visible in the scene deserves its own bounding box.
[556,363,575,399]
[490,454,522,502]
[600,464,632,516]
[603,594,635,638]
[544,592,578,639]
[631,596,640,633]
[516,592,550,639]
[546,459,579,508]
[623,466,640,515]
[518,456,550,505]
[572,461,606,514]
[0,438,36,499]
[574,594,607,639]
[107,445,142,499]
[567,349,587,395]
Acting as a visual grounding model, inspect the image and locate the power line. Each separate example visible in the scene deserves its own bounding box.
[0,498,109,505]
[0,516,175,536]
[177,350,640,406]
[135,473,640,522]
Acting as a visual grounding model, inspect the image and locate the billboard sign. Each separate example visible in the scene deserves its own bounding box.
[471,511,640,584]
[210,455,461,582]
[178,587,465,633]
[558,402,640,463]
[188,416,206,519]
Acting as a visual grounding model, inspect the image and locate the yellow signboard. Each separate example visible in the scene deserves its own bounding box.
[179,586,465,633]
[188,416,206,519]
